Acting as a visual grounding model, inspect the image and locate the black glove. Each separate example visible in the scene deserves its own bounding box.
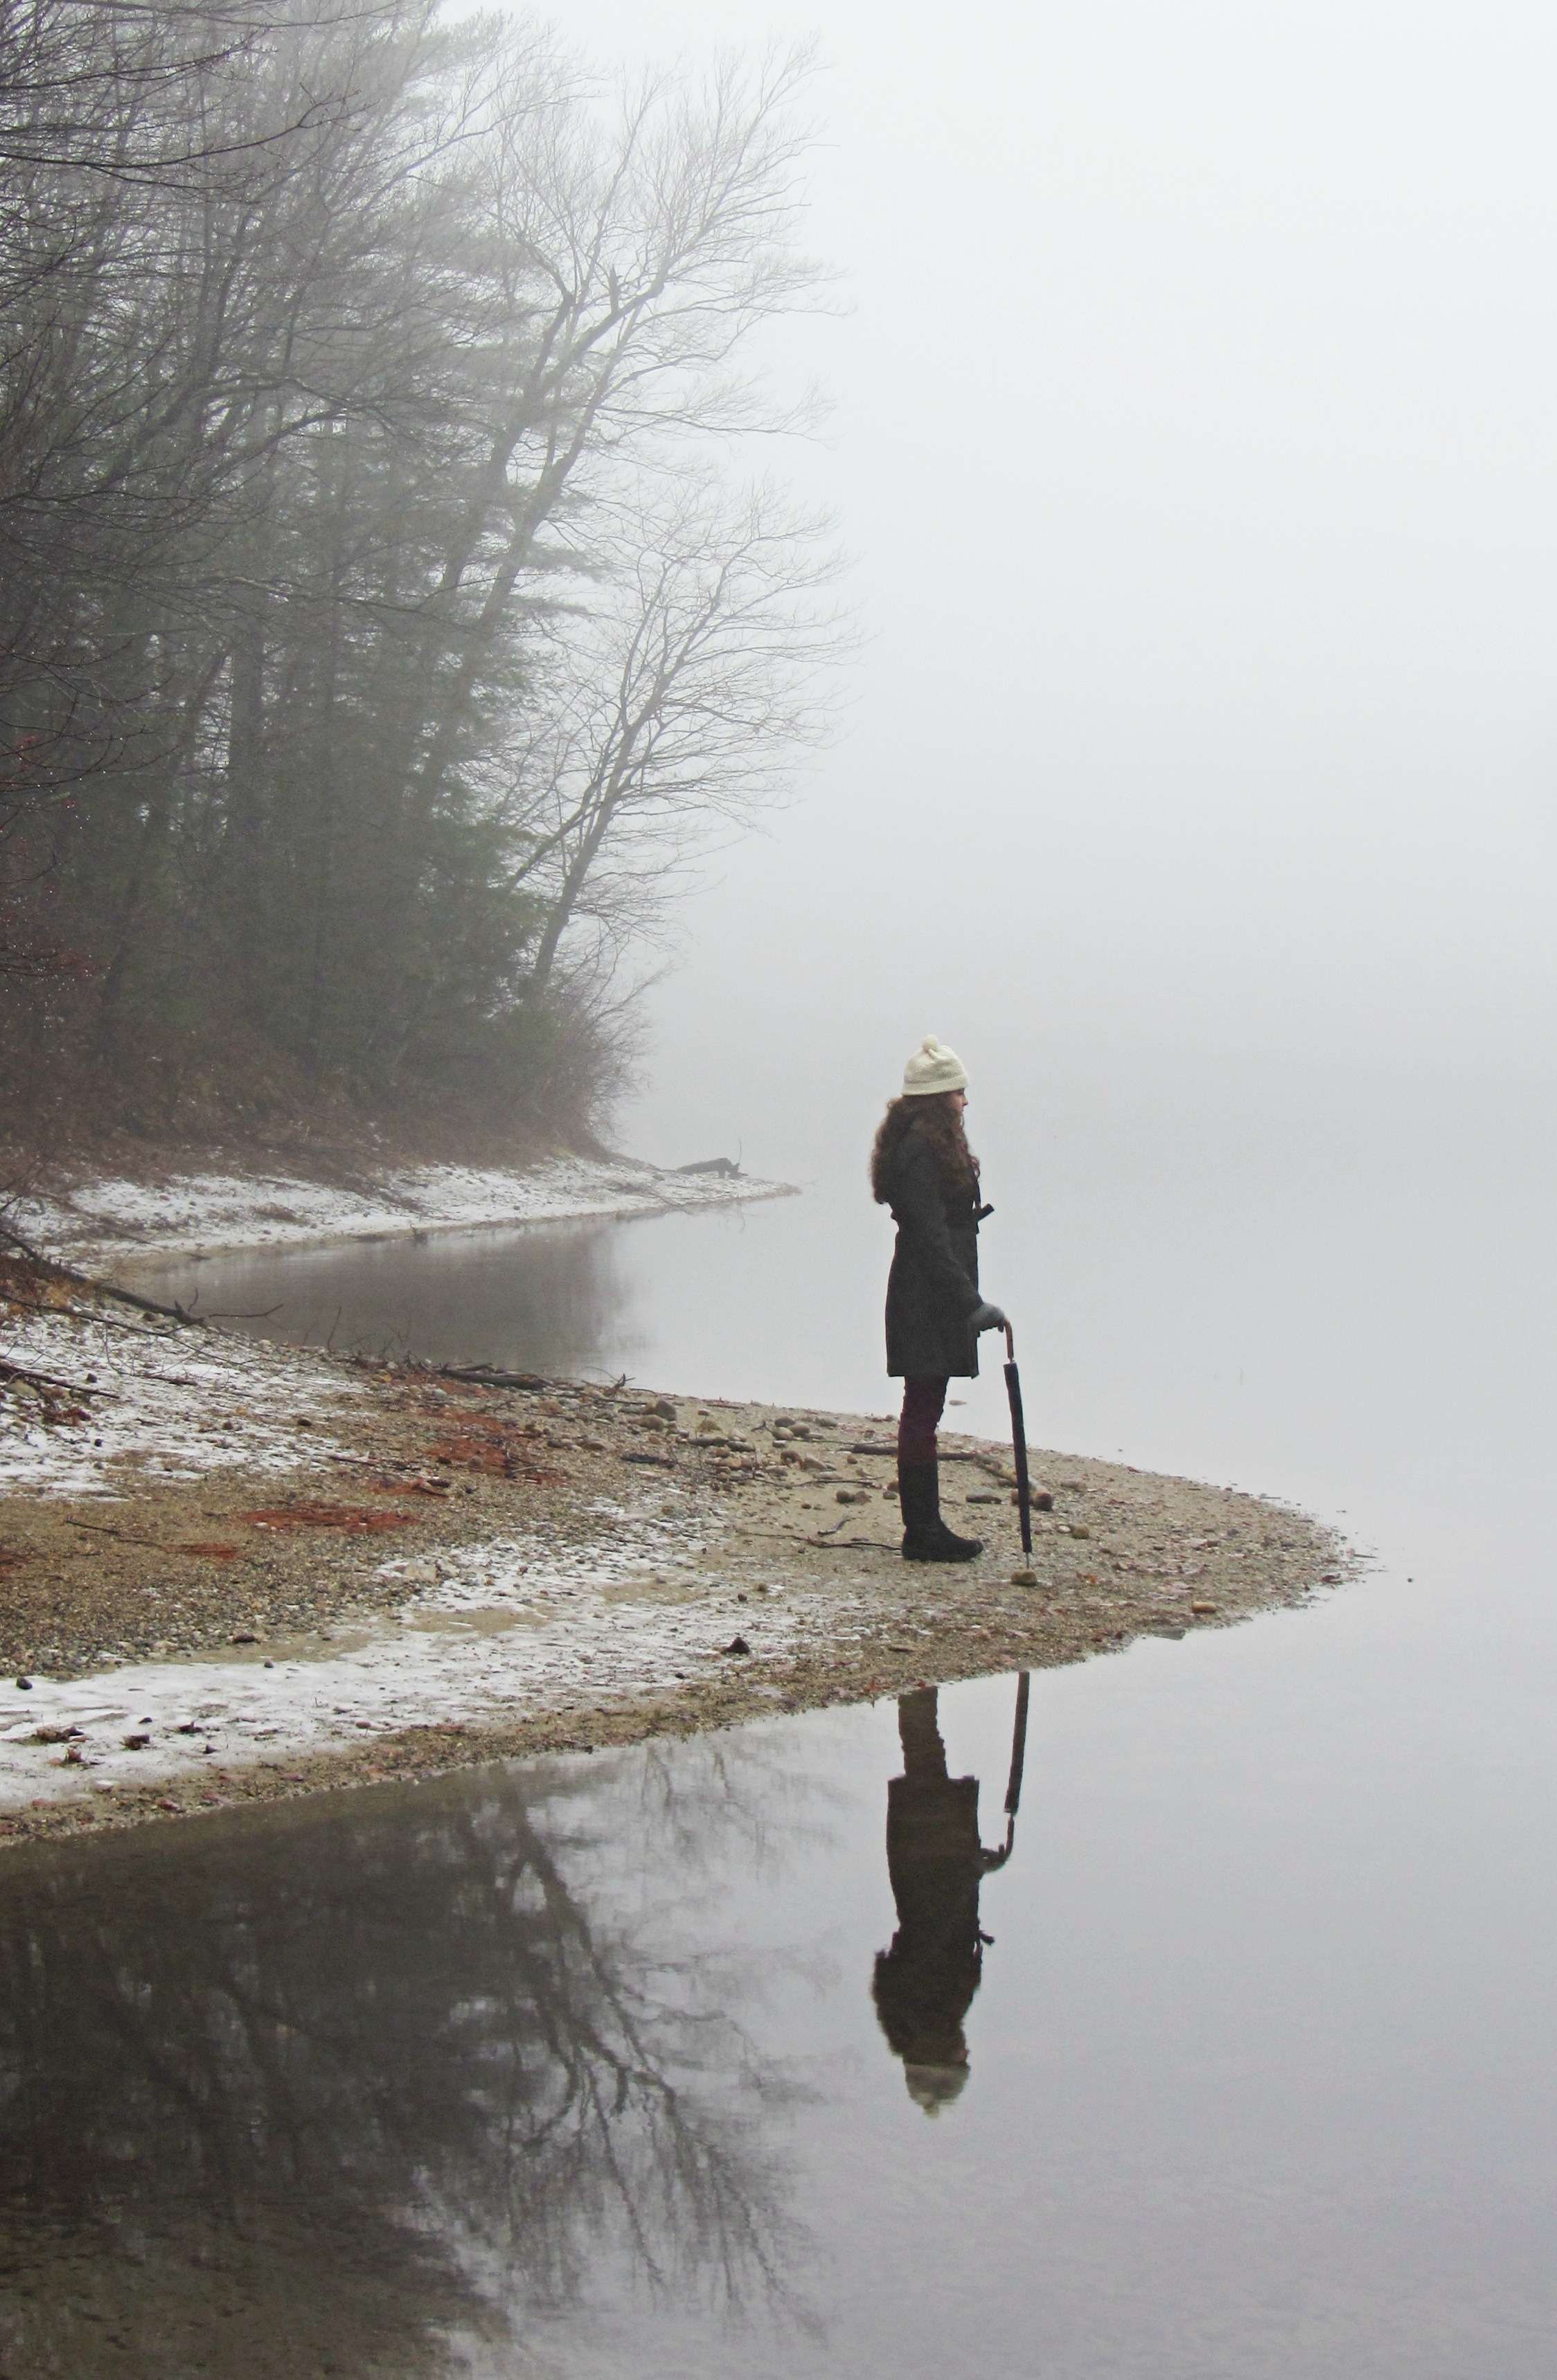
[970,1300,1008,1333]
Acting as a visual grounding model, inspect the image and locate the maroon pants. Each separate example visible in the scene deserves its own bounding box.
[898,1375,948,1467]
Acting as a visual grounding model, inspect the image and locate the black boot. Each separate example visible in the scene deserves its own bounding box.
[898,1460,983,1563]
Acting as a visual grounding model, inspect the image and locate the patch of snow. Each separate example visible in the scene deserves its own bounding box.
[20,1154,794,1270]
[0,1305,348,1498]
[0,1503,841,1812]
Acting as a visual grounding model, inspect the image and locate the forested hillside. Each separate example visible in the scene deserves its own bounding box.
[0,0,841,1156]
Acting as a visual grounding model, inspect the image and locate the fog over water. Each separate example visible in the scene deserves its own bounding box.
[573,0,1557,1256]
[530,0,1557,1543]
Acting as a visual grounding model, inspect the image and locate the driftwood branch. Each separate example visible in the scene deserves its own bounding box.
[65,1519,163,1548]
[0,1219,202,1327]
[0,1357,105,1400]
[440,1364,551,1393]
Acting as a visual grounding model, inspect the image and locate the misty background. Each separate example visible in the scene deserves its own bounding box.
[581,0,1557,1513]
[614,0,1557,1170]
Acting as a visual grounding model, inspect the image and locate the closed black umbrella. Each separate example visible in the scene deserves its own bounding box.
[1002,1322,1033,1557]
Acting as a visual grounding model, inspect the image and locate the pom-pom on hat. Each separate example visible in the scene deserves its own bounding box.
[902,1036,968,1098]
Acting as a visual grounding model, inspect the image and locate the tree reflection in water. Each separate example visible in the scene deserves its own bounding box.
[872,1680,1027,2115]
[142,1208,665,1379]
[0,1744,818,2377]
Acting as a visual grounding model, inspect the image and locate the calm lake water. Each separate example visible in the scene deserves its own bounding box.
[11,1152,1556,2376]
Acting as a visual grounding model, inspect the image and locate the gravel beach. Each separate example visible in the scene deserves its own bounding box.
[0,1251,1355,1847]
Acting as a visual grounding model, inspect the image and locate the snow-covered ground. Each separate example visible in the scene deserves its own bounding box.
[19,1153,793,1271]
[0,1504,824,1813]
[0,1300,354,1498]
[0,1287,842,1818]
[0,1149,815,1817]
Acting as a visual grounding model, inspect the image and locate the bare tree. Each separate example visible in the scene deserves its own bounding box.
[508,477,848,1008]
[0,9,850,1152]
[386,38,826,814]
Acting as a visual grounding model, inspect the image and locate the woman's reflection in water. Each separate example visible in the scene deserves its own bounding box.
[872,1680,1027,2114]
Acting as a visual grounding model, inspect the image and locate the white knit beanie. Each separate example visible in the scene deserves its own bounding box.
[901,1035,968,1098]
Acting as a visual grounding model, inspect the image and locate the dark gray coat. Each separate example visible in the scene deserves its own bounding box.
[882,1123,988,1379]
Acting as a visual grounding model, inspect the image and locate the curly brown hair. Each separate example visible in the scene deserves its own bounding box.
[870,1093,980,1204]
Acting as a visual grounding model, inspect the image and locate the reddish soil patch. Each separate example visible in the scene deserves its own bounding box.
[425,1422,564,1485]
[239,1503,415,1535]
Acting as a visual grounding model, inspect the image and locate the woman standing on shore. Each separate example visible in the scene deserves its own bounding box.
[871,1037,1007,1563]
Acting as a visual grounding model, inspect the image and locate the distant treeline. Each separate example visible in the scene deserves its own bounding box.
[0,0,841,1152]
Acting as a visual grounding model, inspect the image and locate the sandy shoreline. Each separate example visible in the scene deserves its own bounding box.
[0,1231,1356,1849]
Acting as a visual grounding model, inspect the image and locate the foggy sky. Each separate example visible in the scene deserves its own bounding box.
[557,1,1557,1188]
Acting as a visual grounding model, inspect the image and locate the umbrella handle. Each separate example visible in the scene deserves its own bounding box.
[1004,1321,1015,1362]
